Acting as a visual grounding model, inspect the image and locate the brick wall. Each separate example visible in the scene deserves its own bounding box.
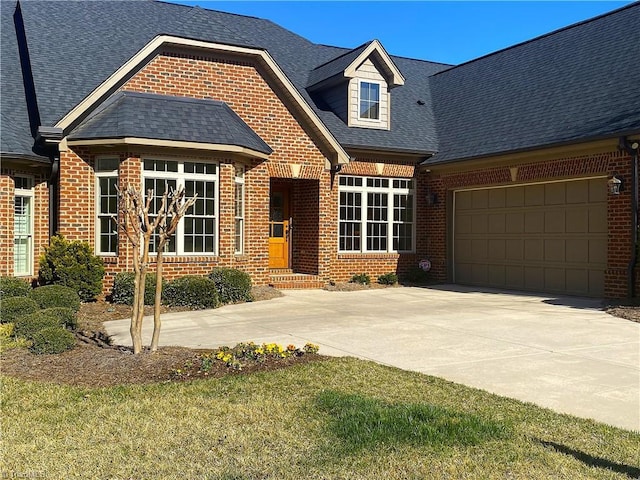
[57,51,332,293]
[423,149,637,298]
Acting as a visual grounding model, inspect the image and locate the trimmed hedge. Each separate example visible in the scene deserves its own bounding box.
[13,310,65,340]
[163,276,219,309]
[209,268,253,304]
[0,276,31,299]
[111,272,161,306]
[29,285,81,312]
[350,273,371,285]
[40,307,78,330]
[377,272,398,285]
[29,327,75,355]
[38,235,105,302]
[0,297,39,323]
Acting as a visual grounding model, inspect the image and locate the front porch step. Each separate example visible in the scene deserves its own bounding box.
[269,272,325,289]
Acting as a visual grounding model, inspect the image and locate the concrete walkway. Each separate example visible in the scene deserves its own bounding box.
[104,285,640,431]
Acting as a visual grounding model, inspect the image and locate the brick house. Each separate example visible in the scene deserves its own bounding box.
[1,1,638,298]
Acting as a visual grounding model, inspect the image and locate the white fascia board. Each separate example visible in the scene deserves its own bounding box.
[344,40,405,87]
[66,137,271,160]
[55,35,349,164]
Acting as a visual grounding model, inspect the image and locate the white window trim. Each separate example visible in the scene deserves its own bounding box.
[14,176,35,277]
[357,80,383,123]
[95,157,119,256]
[338,175,415,254]
[234,166,245,255]
[141,157,219,256]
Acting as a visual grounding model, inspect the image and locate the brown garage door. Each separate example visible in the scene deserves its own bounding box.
[453,178,607,297]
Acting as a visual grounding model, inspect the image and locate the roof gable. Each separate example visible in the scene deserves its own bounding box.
[307,39,405,91]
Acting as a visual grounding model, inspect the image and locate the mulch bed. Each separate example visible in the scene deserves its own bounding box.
[0,341,327,388]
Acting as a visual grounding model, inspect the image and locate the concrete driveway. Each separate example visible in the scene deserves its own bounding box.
[104,285,640,431]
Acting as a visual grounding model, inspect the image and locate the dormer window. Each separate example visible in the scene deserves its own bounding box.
[359,81,380,120]
[306,40,405,131]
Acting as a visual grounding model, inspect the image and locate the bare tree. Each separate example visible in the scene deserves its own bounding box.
[116,185,196,354]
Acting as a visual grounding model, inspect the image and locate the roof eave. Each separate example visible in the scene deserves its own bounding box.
[66,137,272,160]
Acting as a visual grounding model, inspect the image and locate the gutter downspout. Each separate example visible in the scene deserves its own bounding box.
[619,137,639,298]
[37,127,63,238]
[48,155,60,237]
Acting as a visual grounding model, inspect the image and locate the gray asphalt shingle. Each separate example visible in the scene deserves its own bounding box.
[306,42,371,88]
[427,3,640,164]
[68,92,272,155]
[2,0,638,165]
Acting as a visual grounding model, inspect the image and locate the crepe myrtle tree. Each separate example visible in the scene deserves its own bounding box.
[116,185,197,354]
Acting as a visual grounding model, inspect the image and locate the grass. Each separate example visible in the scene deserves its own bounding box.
[2,357,639,479]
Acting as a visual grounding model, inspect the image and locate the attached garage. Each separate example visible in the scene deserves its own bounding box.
[453,177,607,297]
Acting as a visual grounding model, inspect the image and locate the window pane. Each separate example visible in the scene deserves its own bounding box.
[14,195,32,274]
[96,158,119,172]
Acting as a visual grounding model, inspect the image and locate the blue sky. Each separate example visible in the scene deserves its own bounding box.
[174,1,631,64]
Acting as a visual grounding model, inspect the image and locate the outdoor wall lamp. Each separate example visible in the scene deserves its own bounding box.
[608,174,624,195]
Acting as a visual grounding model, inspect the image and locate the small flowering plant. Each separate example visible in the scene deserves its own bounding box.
[173,341,320,378]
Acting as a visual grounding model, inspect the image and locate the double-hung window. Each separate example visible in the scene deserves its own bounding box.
[234,166,245,254]
[339,176,414,253]
[14,176,34,276]
[95,158,119,255]
[143,158,218,255]
[359,81,381,120]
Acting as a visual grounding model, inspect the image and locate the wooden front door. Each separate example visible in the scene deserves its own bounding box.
[269,188,290,269]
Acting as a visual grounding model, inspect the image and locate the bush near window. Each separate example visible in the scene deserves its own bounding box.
[0,297,39,323]
[208,268,253,304]
[350,273,371,285]
[377,272,398,285]
[111,272,161,306]
[29,285,81,312]
[29,327,76,355]
[163,276,219,309]
[38,235,105,302]
[0,276,31,299]
[13,310,66,340]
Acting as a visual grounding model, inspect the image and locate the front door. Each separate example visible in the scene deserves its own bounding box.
[269,188,290,269]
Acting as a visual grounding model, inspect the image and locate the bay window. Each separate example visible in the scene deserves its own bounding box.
[96,157,119,255]
[143,158,218,255]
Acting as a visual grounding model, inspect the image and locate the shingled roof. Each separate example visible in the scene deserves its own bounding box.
[2,0,638,165]
[68,92,272,156]
[427,2,640,164]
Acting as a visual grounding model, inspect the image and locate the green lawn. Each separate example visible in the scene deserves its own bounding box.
[2,358,638,479]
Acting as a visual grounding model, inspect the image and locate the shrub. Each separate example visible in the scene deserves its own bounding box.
[0,323,29,352]
[377,272,398,285]
[111,272,160,306]
[40,307,78,330]
[209,268,253,304]
[29,327,75,354]
[39,235,105,302]
[13,310,65,340]
[401,265,429,284]
[29,285,81,312]
[0,297,39,323]
[163,276,219,309]
[350,273,370,285]
[0,276,31,299]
